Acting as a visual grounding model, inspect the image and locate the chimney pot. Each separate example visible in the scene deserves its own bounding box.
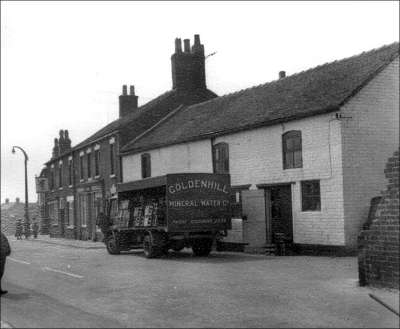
[279,71,286,79]
[183,39,190,53]
[175,38,182,53]
[129,85,135,96]
[122,85,127,95]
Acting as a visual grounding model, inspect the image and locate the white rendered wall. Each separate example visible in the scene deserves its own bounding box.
[341,57,400,247]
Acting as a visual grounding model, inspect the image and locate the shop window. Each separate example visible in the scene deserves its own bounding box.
[301,180,321,211]
[110,143,115,175]
[80,155,84,180]
[141,153,151,178]
[79,194,87,226]
[213,142,229,174]
[95,149,100,176]
[282,131,302,169]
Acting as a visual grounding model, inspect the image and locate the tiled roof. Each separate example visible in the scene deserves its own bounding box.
[46,88,217,164]
[121,42,399,154]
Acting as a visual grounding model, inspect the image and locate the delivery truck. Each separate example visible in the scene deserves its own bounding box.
[100,173,232,258]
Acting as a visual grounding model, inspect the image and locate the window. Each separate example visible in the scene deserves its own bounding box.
[94,149,100,176]
[80,155,84,180]
[141,153,151,178]
[79,194,87,227]
[50,169,55,190]
[58,163,63,187]
[282,131,302,169]
[301,180,321,211]
[68,159,73,186]
[110,143,115,175]
[87,153,92,178]
[48,201,58,224]
[213,142,229,174]
[66,201,74,226]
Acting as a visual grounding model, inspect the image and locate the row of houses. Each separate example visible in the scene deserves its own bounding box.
[37,36,399,253]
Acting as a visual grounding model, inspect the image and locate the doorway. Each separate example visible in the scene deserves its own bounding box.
[266,185,293,244]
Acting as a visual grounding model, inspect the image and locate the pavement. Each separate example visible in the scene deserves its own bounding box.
[1,235,399,328]
[25,234,105,249]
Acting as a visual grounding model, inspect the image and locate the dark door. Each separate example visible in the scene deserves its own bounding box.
[269,185,293,242]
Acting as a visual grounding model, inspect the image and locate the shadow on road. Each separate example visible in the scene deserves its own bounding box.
[2,292,32,301]
[119,249,270,263]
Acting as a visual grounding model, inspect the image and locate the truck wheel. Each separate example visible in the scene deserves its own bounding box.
[192,238,213,256]
[143,234,158,258]
[106,235,120,255]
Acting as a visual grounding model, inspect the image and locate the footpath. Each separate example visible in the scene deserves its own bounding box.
[8,234,105,249]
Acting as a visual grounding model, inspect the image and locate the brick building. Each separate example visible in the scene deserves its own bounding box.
[120,42,399,253]
[1,198,39,236]
[39,35,217,241]
[358,150,399,289]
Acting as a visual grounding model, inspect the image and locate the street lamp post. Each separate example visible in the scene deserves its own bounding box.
[12,146,30,235]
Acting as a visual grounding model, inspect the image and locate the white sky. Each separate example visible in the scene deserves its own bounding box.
[1,1,399,203]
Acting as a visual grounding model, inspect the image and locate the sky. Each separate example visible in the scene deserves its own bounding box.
[1,1,399,203]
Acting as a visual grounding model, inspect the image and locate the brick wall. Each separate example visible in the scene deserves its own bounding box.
[341,57,399,247]
[358,150,399,289]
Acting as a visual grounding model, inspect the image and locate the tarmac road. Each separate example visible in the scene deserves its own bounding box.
[1,237,399,328]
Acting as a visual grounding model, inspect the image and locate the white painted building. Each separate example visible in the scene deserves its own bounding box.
[120,43,399,253]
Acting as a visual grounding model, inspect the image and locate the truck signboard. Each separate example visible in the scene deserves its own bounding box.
[166,173,232,231]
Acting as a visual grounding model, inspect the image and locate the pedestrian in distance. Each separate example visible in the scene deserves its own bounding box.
[32,219,39,239]
[1,231,11,295]
[24,221,31,239]
[15,218,23,240]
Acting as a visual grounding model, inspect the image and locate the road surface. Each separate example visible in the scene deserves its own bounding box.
[1,237,399,328]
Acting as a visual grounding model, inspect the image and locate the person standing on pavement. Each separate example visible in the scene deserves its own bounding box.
[15,218,23,240]
[1,231,11,295]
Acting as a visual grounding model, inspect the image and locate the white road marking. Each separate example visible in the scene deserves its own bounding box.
[42,266,84,279]
[8,257,31,265]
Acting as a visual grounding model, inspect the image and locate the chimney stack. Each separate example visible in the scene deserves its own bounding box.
[16,197,20,204]
[119,84,138,118]
[279,71,286,79]
[52,138,59,158]
[171,34,206,91]
[5,198,9,204]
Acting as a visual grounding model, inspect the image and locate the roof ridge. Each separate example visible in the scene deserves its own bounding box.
[187,41,399,110]
[121,104,186,152]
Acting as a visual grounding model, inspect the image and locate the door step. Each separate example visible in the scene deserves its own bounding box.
[264,244,277,255]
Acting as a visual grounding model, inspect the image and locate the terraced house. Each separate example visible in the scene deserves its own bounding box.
[38,35,217,240]
[119,42,399,254]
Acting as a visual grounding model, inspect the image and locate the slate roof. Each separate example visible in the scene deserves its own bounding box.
[121,42,399,155]
[46,88,217,164]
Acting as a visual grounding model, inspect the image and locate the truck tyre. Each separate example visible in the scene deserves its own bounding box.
[106,234,121,255]
[192,238,213,257]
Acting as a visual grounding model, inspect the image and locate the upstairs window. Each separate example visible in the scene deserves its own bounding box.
[50,169,55,190]
[58,163,63,187]
[282,131,302,169]
[110,143,115,175]
[301,180,321,211]
[79,155,84,180]
[68,159,73,186]
[87,153,92,178]
[94,149,100,177]
[141,153,151,178]
[213,142,229,174]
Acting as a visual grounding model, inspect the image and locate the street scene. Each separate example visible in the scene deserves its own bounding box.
[2,238,399,328]
[1,1,399,328]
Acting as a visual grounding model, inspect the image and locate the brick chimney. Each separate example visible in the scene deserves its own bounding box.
[171,34,206,92]
[16,197,20,204]
[5,198,9,204]
[64,130,72,151]
[52,138,59,158]
[279,71,286,79]
[119,85,138,118]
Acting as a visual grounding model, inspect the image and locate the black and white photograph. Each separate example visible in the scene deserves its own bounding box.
[1,1,399,328]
